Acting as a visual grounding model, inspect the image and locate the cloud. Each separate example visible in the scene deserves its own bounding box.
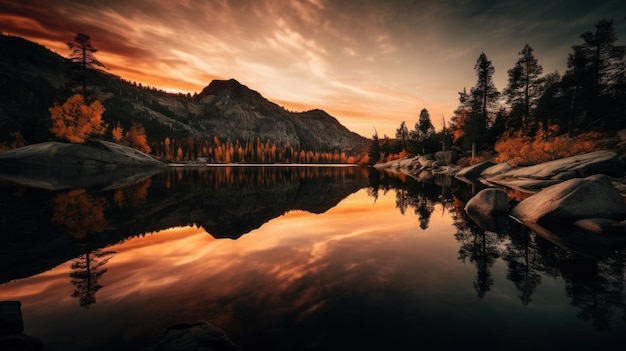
[1,0,625,136]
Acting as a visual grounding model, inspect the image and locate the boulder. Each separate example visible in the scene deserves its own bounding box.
[491,150,624,181]
[510,174,626,225]
[0,140,165,169]
[480,163,513,178]
[434,150,457,165]
[465,188,509,216]
[455,161,496,179]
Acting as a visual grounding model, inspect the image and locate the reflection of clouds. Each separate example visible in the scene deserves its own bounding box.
[0,189,472,348]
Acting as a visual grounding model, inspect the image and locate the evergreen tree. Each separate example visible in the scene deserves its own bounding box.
[467,53,499,156]
[504,44,543,134]
[564,19,626,132]
[67,33,107,97]
[367,131,381,165]
[417,108,434,139]
[395,121,409,151]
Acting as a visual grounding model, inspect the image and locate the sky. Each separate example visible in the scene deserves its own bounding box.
[1,0,625,138]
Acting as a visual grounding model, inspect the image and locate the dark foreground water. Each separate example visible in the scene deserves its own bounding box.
[1,166,625,350]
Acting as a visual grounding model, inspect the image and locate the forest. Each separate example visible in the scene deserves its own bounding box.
[1,19,624,165]
[369,19,625,166]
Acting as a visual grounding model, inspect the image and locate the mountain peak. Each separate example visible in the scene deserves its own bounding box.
[199,78,251,97]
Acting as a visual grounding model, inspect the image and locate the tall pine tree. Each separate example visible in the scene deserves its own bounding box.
[504,44,543,134]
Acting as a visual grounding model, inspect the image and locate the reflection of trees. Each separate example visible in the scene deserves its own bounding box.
[415,194,435,230]
[367,168,449,231]
[559,253,626,331]
[70,248,114,308]
[503,223,543,305]
[51,189,115,308]
[51,189,107,239]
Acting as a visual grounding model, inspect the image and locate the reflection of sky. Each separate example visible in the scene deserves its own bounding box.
[1,189,624,350]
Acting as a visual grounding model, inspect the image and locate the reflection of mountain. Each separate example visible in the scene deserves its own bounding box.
[0,166,368,283]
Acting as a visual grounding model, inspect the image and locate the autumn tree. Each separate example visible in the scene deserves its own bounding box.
[111,123,123,142]
[67,33,107,97]
[504,44,543,134]
[563,19,626,132]
[125,122,151,153]
[49,94,107,143]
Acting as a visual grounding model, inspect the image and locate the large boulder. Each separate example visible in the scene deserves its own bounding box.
[455,161,496,179]
[511,174,626,225]
[491,150,624,181]
[434,150,457,165]
[465,188,509,216]
[0,140,165,169]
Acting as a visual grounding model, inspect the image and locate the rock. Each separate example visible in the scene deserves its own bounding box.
[480,163,513,178]
[574,218,626,234]
[0,302,23,337]
[491,150,624,181]
[455,161,496,179]
[145,321,238,351]
[435,150,457,165]
[0,140,165,170]
[511,174,626,225]
[0,301,43,351]
[465,188,509,216]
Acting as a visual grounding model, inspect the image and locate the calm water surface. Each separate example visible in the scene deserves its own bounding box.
[1,166,625,350]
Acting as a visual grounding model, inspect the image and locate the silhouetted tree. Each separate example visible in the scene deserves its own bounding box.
[467,53,499,157]
[504,44,543,134]
[70,248,114,308]
[67,33,107,97]
[563,19,626,132]
[367,131,382,165]
[395,121,409,151]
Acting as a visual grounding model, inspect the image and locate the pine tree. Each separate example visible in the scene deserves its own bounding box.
[564,19,626,131]
[67,33,107,97]
[504,44,543,134]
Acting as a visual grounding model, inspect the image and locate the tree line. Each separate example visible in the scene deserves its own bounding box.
[370,19,625,166]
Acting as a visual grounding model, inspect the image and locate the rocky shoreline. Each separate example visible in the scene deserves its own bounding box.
[374,150,626,237]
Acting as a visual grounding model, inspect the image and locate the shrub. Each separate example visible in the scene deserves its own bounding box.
[495,123,603,166]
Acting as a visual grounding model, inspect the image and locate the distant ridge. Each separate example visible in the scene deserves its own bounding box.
[0,34,369,161]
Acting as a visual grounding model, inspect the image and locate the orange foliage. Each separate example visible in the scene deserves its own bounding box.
[112,123,123,142]
[125,122,151,153]
[51,189,107,239]
[385,149,408,162]
[49,94,106,143]
[495,123,603,166]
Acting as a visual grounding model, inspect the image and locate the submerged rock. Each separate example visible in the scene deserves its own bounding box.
[510,174,626,225]
[465,188,509,216]
[145,321,238,351]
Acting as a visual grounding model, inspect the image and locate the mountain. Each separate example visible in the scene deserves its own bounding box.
[0,34,368,161]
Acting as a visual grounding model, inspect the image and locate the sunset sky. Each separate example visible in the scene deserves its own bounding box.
[1,0,625,137]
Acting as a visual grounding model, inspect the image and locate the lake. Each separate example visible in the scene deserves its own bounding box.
[1,166,625,350]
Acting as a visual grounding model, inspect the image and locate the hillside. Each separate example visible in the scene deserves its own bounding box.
[0,34,369,162]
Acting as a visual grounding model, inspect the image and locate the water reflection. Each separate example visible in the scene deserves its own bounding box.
[0,166,368,285]
[1,166,625,350]
[369,169,626,331]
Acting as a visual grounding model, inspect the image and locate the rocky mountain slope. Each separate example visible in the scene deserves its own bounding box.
[0,34,368,159]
